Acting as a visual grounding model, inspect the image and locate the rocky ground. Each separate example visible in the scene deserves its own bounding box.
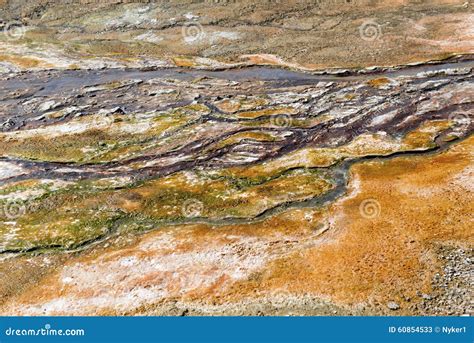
[0,0,473,71]
[0,0,472,316]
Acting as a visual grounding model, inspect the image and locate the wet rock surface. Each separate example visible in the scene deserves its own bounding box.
[0,59,472,183]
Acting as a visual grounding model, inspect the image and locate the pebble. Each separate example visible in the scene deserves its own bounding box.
[38,100,61,112]
[387,302,400,310]
[421,294,432,300]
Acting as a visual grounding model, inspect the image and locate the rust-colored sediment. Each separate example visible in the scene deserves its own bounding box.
[1,137,472,315]
[224,136,473,313]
